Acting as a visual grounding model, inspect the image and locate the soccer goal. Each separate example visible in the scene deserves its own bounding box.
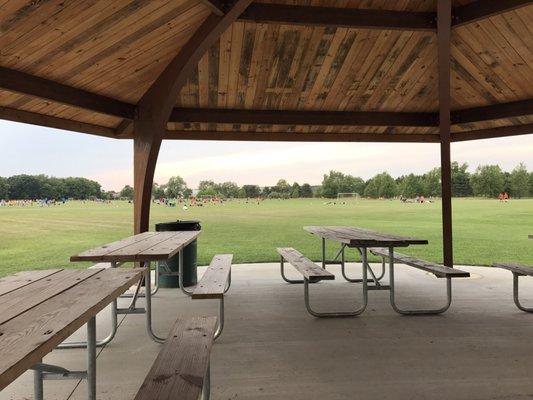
[337,193,360,201]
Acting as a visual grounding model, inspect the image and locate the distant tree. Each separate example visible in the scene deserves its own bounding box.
[183,188,192,199]
[152,183,166,199]
[321,170,365,198]
[242,185,260,198]
[261,186,272,197]
[274,179,291,196]
[0,177,9,199]
[300,183,313,198]
[120,185,134,200]
[470,165,505,198]
[529,172,533,197]
[364,172,396,198]
[423,167,441,197]
[198,187,217,197]
[399,174,424,198]
[237,187,247,198]
[291,182,301,198]
[510,163,529,198]
[198,180,215,191]
[216,181,240,198]
[165,176,188,198]
[451,162,472,197]
[268,191,282,199]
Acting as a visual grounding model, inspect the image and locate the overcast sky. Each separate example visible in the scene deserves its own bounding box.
[1,120,532,191]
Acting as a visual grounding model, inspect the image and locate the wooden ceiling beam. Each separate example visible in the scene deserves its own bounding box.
[451,98,533,124]
[199,0,225,16]
[0,106,122,139]
[452,0,533,27]
[452,123,533,142]
[164,130,440,143]
[170,107,439,127]
[239,3,437,31]
[0,67,135,119]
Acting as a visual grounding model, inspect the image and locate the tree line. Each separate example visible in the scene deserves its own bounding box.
[1,162,531,201]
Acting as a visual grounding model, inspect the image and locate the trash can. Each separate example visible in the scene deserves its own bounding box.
[155,220,201,288]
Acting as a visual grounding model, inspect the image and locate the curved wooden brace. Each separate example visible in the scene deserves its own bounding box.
[132,0,253,233]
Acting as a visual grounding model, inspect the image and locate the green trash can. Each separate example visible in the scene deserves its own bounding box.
[155,220,200,288]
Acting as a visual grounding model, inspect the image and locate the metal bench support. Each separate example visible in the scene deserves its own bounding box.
[512,273,533,312]
[386,248,452,315]
[33,316,96,400]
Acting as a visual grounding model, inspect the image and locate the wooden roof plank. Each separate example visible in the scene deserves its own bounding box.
[452,0,533,27]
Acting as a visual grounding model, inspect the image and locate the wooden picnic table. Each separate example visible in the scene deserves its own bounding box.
[0,267,144,400]
[304,226,428,289]
[70,230,201,344]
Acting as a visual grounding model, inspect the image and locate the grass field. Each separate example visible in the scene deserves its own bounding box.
[0,198,531,276]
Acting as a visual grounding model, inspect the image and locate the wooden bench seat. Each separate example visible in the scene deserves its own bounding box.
[134,317,217,400]
[192,254,233,299]
[369,248,470,278]
[277,247,334,283]
[493,262,533,277]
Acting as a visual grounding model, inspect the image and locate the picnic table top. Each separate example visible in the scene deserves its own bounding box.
[70,231,201,263]
[0,267,144,390]
[304,226,428,247]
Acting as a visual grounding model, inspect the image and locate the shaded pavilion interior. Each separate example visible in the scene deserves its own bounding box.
[1,0,533,268]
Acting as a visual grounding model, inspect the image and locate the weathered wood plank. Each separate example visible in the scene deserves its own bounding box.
[0,268,103,325]
[277,248,334,282]
[304,226,428,247]
[0,269,62,297]
[493,262,533,276]
[70,231,157,262]
[369,248,470,278]
[192,254,233,299]
[0,268,145,390]
[134,316,217,400]
[136,231,201,261]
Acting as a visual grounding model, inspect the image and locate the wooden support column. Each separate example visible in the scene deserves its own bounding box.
[438,0,453,267]
[132,0,253,233]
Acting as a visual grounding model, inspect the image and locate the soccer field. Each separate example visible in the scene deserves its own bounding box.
[0,198,531,276]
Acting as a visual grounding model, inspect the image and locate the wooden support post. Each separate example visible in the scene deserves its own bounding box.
[133,118,162,234]
[438,0,453,267]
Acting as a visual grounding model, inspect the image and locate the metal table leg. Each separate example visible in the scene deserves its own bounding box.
[304,248,369,317]
[33,359,43,400]
[144,266,166,343]
[513,273,533,312]
[87,316,96,400]
[321,238,326,269]
[201,363,211,400]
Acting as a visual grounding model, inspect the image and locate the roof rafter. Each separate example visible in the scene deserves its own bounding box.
[452,123,533,142]
[0,106,119,139]
[0,67,135,119]
[164,130,440,143]
[170,107,439,127]
[199,0,225,16]
[452,0,533,27]
[451,98,533,124]
[239,3,437,31]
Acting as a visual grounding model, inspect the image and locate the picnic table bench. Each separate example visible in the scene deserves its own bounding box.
[0,267,144,400]
[277,226,468,316]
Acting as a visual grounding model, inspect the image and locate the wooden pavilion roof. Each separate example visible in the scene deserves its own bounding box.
[1,0,532,143]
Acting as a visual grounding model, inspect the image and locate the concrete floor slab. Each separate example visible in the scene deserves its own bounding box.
[2,263,533,400]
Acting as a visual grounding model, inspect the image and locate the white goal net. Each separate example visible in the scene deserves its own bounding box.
[337,193,359,201]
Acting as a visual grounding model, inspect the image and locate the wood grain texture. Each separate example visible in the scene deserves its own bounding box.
[370,248,470,278]
[134,316,217,400]
[0,268,145,390]
[0,269,62,297]
[304,226,428,248]
[192,254,233,299]
[0,268,103,325]
[71,231,201,263]
[277,248,334,282]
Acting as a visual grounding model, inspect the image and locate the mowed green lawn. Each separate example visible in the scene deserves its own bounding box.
[0,198,531,276]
